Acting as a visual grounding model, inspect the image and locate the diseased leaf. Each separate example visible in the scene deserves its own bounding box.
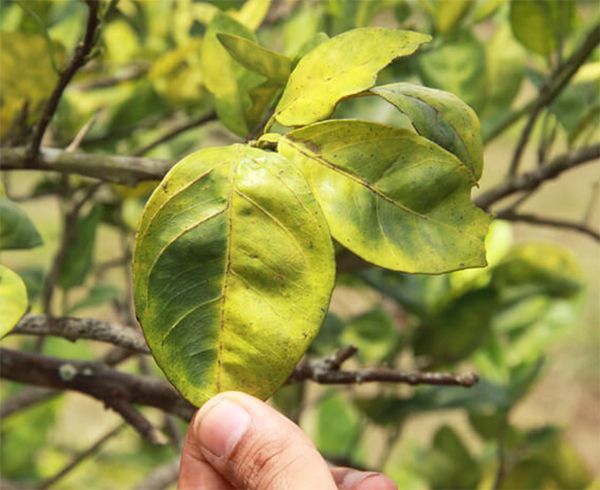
[509,0,573,56]
[371,82,483,179]
[133,145,335,406]
[279,120,490,273]
[0,198,43,250]
[217,33,292,84]
[274,27,431,127]
[418,30,487,113]
[0,265,28,338]
[201,13,265,136]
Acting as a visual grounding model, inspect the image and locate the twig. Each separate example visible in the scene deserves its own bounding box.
[72,63,149,91]
[1,146,171,186]
[475,143,600,210]
[26,0,101,162]
[134,459,180,490]
[582,181,599,225]
[133,111,217,156]
[40,183,102,315]
[107,398,168,444]
[65,110,101,152]
[496,210,600,242]
[0,347,196,421]
[507,24,600,177]
[38,423,126,489]
[0,387,57,419]
[12,314,150,354]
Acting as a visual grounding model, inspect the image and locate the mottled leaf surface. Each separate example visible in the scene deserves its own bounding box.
[274,28,431,127]
[133,145,334,406]
[279,120,489,273]
[371,82,483,180]
[0,265,28,338]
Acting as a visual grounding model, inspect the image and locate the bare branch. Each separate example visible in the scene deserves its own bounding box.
[39,424,126,489]
[496,210,600,242]
[0,347,196,421]
[12,314,150,354]
[107,398,169,444]
[65,110,101,152]
[475,143,600,210]
[133,111,217,156]
[72,62,149,91]
[1,146,171,186]
[0,387,57,420]
[507,24,600,177]
[27,0,101,162]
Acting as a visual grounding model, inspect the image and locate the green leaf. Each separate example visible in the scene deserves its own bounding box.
[342,307,399,362]
[371,82,483,179]
[418,30,487,113]
[509,0,574,56]
[0,198,43,250]
[58,205,102,290]
[217,33,292,84]
[68,284,121,314]
[0,265,28,337]
[483,23,527,118]
[274,27,431,127]
[133,145,335,406]
[201,12,265,136]
[315,392,362,457]
[279,120,490,273]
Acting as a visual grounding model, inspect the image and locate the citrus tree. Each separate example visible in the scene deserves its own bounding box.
[0,0,598,488]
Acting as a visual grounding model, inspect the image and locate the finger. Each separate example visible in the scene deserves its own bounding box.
[189,391,338,490]
[331,467,398,490]
[179,419,234,490]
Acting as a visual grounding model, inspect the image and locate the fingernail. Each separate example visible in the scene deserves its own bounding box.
[342,471,382,489]
[194,397,251,458]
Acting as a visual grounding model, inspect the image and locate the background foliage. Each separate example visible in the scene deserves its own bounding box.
[0,0,598,489]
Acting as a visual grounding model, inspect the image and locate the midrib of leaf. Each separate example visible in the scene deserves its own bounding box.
[283,138,482,243]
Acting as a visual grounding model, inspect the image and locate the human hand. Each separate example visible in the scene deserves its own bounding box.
[178,391,397,490]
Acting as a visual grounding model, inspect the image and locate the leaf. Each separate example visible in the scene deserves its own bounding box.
[274,27,431,127]
[315,392,362,457]
[371,82,483,179]
[68,284,121,314]
[201,12,265,136]
[283,3,324,57]
[217,33,292,84]
[133,145,335,406]
[509,0,574,56]
[0,265,28,337]
[431,0,473,34]
[58,205,102,290]
[342,307,399,362]
[232,0,271,31]
[418,30,487,113]
[279,120,490,273]
[483,23,527,118]
[0,198,43,250]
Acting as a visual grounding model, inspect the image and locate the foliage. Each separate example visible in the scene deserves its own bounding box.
[0,0,598,489]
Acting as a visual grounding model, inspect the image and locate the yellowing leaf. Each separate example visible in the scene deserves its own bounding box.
[201,12,266,136]
[371,82,483,180]
[0,265,28,338]
[279,120,490,273]
[431,0,473,34]
[232,0,272,31]
[217,33,292,84]
[274,28,431,127]
[133,145,335,406]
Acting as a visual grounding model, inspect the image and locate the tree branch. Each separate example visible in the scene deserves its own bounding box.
[26,0,101,162]
[1,147,171,186]
[133,111,217,156]
[475,143,600,210]
[0,387,57,419]
[496,210,600,242]
[0,347,196,421]
[134,459,180,490]
[13,314,149,354]
[507,24,600,177]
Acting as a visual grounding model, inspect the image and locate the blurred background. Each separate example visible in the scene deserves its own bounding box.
[0,0,599,489]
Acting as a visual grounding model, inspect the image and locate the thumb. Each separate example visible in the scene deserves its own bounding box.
[179,391,337,490]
